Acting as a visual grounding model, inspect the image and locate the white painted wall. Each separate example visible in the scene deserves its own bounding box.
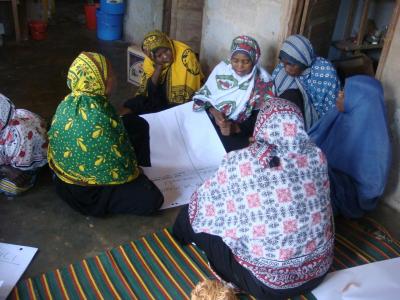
[381,18,400,212]
[123,0,164,46]
[199,0,284,75]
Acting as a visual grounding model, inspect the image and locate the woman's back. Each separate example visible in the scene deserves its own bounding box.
[189,98,334,289]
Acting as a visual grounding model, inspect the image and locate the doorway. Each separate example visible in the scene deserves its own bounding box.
[285,0,400,80]
[162,0,204,55]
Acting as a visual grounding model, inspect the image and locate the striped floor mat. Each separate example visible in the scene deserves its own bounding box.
[9,217,400,300]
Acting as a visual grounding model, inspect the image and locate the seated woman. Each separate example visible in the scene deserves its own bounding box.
[174,99,334,299]
[48,52,163,217]
[0,93,48,196]
[309,75,391,218]
[122,30,203,115]
[193,35,274,152]
[272,34,340,130]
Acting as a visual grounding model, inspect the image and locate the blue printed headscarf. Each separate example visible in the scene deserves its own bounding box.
[272,35,340,130]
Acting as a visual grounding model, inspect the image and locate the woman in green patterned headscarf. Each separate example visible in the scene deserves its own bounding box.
[48,52,163,216]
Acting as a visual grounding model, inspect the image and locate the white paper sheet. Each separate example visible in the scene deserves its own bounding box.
[0,243,38,300]
[312,257,400,300]
[142,102,226,209]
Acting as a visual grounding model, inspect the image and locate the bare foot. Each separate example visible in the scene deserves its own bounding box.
[0,166,32,188]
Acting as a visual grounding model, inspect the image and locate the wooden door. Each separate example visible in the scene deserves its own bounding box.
[299,0,341,57]
[162,0,204,54]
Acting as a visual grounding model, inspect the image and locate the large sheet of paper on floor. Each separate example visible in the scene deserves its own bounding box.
[312,257,400,300]
[141,102,226,209]
[0,243,38,299]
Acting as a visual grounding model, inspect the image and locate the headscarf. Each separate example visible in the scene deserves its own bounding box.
[309,75,391,218]
[193,35,274,122]
[0,94,13,131]
[136,30,203,104]
[0,94,48,170]
[272,34,340,130]
[189,98,334,289]
[48,52,139,186]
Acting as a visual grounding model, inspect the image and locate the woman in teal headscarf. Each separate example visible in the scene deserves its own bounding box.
[48,52,163,216]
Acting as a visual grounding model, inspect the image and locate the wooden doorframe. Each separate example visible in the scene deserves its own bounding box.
[375,1,400,80]
[281,0,400,80]
[276,0,305,65]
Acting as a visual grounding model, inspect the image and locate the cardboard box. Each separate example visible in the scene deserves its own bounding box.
[127,45,145,86]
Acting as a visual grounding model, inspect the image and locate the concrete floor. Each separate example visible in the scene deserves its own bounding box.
[0,0,180,279]
[0,0,399,281]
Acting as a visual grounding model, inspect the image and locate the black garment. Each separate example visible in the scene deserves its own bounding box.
[121,114,151,167]
[208,109,258,153]
[279,89,305,119]
[173,206,325,300]
[124,80,177,114]
[328,167,370,218]
[54,173,163,217]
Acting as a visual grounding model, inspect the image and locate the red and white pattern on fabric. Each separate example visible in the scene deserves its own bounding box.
[305,240,317,253]
[283,219,298,234]
[203,178,212,189]
[239,162,252,177]
[323,179,330,189]
[225,228,237,240]
[312,212,322,224]
[226,199,236,213]
[189,99,334,289]
[199,227,210,234]
[217,170,228,185]
[276,188,292,203]
[296,154,308,168]
[0,107,47,170]
[279,248,294,260]
[304,182,317,197]
[234,239,334,289]
[252,224,266,238]
[251,244,264,257]
[205,203,216,217]
[283,122,297,136]
[247,193,261,208]
[319,151,327,164]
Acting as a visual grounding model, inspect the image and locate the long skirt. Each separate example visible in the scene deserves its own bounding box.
[54,173,163,217]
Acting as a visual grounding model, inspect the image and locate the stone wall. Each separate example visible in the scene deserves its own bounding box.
[124,0,164,46]
[199,0,284,74]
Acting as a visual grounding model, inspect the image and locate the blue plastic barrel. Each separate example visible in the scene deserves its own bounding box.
[100,0,125,15]
[96,9,123,41]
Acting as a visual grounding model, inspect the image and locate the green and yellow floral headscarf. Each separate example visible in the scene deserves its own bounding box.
[48,52,139,185]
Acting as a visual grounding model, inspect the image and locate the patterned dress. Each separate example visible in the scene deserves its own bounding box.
[0,94,47,170]
[189,98,334,289]
[48,52,139,186]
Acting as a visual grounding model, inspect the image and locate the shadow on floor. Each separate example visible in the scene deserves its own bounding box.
[0,0,179,278]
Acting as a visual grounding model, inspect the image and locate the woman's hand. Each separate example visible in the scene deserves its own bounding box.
[208,107,240,136]
[219,120,241,136]
[336,90,345,112]
[209,107,226,123]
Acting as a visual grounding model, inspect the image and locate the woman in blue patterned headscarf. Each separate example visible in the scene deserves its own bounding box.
[272,35,340,130]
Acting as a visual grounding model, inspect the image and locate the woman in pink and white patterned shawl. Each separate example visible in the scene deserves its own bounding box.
[173,98,334,299]
[0,93,48,196]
